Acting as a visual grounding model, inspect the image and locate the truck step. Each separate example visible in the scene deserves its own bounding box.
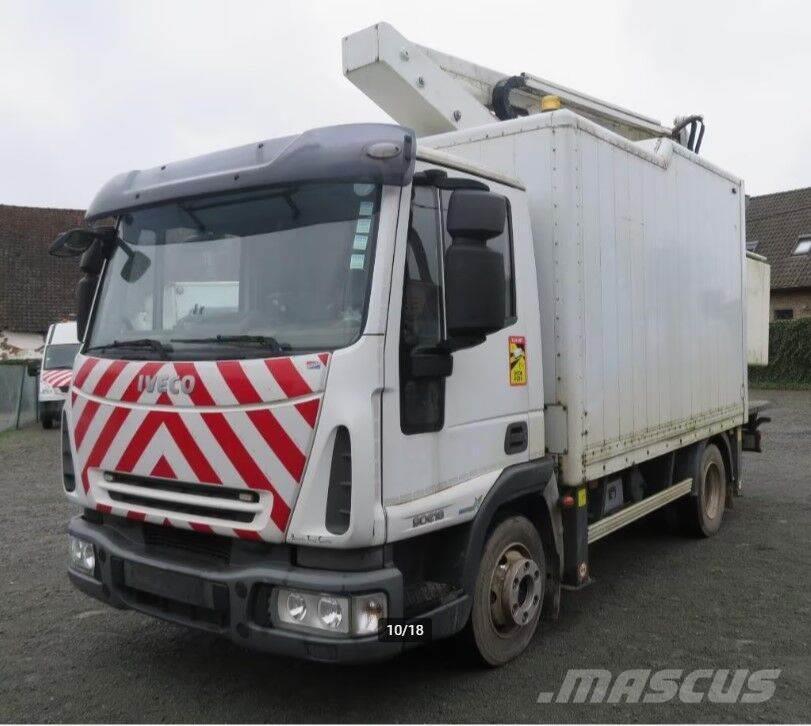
[587,478,692,544]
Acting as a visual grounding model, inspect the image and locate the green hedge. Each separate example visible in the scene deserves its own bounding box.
[749,318,811,389]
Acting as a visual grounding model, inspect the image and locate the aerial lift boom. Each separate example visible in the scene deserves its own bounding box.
[343,22,704,150]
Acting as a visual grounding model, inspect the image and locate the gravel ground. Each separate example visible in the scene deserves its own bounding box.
[0,389,809,723]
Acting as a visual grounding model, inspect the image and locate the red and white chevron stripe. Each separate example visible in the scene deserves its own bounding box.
[67,352,331,542]
[41,369,73,388]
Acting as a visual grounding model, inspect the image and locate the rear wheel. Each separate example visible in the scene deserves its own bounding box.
[467,515,545,666]
[41,415,54,430]
[682,443,727,537]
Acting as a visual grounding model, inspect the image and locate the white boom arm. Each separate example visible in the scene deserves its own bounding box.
[343,22,675,142]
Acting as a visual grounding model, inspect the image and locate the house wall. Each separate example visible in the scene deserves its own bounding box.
[0,204,84,336]
[770,287,811,320]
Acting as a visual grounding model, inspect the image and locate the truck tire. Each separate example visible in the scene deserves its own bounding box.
[42,415,54,430]
[466,515,545,666]
[682,443,726,537]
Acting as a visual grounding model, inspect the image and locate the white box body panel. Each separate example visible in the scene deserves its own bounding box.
[425,111,747,485]
[746,252,770,366]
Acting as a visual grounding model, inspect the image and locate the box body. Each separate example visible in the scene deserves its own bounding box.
[427,111,747,485]
[746,252,770,366]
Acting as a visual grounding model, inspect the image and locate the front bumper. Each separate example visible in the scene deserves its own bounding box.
[67,515,468,663]
[39,399,64,416]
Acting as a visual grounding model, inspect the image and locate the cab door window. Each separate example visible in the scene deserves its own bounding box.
[400,186,445,434]
[402,186,444,346]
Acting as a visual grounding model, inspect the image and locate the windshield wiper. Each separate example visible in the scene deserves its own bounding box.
[171,335,291,354]
[85,338,172,360]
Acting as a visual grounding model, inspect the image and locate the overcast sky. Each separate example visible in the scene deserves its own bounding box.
[1,0,809,209]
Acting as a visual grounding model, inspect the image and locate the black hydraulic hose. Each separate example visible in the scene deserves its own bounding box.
[492,75,530,120]
[671,114,705,154]
[694,122,705,154]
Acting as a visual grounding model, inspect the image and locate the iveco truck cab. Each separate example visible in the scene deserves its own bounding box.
[50,23,763,666]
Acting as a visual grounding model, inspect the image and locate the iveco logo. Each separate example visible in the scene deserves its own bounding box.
[136,374,195,395]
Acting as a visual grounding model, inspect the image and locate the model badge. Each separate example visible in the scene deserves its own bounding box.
[412,508,445,528]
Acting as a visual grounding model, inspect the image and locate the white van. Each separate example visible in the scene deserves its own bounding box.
[39,321,79,429]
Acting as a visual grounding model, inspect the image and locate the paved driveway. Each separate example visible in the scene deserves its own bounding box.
[1,390,808,723]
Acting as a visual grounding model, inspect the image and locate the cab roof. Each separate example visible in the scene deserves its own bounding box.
[86,123,416,222]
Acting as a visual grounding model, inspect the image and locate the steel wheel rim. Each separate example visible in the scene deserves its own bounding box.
[487,541,543,638]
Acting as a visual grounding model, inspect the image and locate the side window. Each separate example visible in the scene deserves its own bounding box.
[400,186,445,434]
[441,190,516,324]
[402,187,443,346]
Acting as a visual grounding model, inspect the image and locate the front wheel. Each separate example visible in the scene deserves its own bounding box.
[467,515,545,666]
[41,415,54,430]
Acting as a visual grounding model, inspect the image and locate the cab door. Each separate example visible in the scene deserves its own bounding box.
[381,167,542,540]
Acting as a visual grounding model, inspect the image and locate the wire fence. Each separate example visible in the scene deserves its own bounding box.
[0,364,39,433]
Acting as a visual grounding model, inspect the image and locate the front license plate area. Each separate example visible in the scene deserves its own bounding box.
[123,561,208,607]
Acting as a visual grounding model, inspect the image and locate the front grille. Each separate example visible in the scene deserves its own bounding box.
[107,471,259,503]
[109,490,254,523]
[100,471,261,526]
[142,523,232,563]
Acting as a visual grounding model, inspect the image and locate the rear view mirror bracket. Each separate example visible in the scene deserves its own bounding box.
[49,225,116,258]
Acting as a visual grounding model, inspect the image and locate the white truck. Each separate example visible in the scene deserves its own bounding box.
[50,23,767,665]
[37,321,80,429]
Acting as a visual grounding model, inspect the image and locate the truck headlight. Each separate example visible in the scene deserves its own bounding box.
[68,535,95,574]
[273,588,388,636]
[286,591,307,622]
[317,596,344,630]
[276,588,349,634]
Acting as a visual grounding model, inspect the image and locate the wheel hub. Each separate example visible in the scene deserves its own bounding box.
[489,546,543,632]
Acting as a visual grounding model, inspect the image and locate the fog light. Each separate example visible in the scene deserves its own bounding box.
[287,592,307,621]
[68,535,95,574]
[318,596,344,630]
[352,593,387,635]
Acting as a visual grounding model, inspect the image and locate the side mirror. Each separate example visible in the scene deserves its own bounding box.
[76,276,98,342]
[444,190,507,346]
[49,226,115,258]
[120,246,151,282]
[74,240,106,342]
[27,361,40,377]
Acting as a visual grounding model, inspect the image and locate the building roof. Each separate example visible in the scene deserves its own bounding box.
[746,186,811,290]
[0,204,85,334]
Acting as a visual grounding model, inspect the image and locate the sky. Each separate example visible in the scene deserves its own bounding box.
[1,0,809,209]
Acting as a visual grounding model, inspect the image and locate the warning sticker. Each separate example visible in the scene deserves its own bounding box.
[508,335,527,386]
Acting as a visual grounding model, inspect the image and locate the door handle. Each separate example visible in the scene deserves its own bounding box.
[504,421,528,455]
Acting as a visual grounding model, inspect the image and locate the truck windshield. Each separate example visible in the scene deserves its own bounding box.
[86,182,381,360]
[43,343,80,370]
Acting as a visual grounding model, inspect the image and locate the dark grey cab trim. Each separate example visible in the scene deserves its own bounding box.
[461,457,559,593]
[86,123,416,222]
